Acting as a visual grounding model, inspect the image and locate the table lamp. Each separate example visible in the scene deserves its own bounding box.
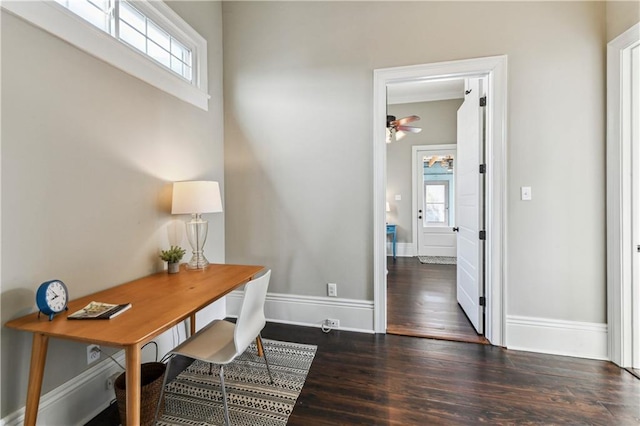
[171,181,223,269]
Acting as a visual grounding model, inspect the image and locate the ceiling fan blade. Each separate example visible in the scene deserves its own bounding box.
[396,115,420,126]
[397,125,422,133]
[428,156,438,167]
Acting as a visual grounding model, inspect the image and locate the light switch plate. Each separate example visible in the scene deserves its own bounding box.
[394,194,402,201]
[521,186,532,201]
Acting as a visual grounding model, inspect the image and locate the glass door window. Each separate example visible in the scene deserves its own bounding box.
[424,181,449,226]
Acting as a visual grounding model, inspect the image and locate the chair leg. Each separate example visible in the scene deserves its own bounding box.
[257,334,274,384]
[219,365,231,426]
[154,355,173,425]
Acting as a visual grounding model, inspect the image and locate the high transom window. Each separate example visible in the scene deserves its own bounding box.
[54,0,193,82]
[118,1,192,81]
[3,0,209,110]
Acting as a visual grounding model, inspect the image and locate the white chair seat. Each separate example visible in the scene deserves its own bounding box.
[170,320,238,365]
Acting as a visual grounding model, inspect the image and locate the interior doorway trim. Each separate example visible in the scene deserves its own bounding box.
[606,22,640,368]
[373,55,508,346]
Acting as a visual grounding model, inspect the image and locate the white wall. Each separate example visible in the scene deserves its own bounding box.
[0,0,223,418]
[223,1,606,324]
[606,0,640,41]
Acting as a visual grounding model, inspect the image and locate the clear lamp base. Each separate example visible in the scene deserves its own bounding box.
[185,213,209,269]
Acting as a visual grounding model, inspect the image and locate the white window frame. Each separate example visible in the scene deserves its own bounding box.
[2,0,210,110]
[424,180,450,227]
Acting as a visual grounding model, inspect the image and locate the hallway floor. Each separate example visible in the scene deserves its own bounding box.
[386,256,488,344]
[87,321,640,425]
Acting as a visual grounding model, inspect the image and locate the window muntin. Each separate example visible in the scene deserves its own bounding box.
[54,0,193,83]
[55,0,112,33]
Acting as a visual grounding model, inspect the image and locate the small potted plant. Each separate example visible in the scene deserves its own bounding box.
[159,246,186,274]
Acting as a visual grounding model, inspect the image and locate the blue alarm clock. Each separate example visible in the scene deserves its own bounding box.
[36,280,69,321]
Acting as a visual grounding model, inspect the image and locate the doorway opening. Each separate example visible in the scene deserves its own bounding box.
[385,79,487,344]
[373,56,508,347]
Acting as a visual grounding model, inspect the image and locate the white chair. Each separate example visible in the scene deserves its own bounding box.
[154,270,273,426]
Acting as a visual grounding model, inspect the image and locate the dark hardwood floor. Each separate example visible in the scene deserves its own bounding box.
[387,256,487,344]
[88,322,640,425]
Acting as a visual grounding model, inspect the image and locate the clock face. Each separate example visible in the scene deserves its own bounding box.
[46,281,68,312]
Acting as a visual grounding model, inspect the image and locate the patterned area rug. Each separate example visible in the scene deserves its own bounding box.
[417,256,457,265]
[157,339,316,426]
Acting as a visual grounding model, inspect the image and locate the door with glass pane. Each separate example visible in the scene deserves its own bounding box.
[415,147,456,257]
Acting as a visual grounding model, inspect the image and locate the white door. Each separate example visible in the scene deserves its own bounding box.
[456,78,485,334]
[414,147,457,257]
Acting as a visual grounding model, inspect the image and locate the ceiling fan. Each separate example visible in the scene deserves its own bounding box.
[386,115,422,143]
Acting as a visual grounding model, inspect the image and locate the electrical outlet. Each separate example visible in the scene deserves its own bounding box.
[324,318,340,328]
[87,344,101,364]
[327,283,337,297]
[106,372,121,390]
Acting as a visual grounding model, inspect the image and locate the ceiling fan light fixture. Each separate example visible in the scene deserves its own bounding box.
[385,114,421,142]
[386,128,394,143]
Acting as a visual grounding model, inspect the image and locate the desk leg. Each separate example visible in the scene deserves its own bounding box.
[24,333,49,426]
[256,336,264,357]
[190,313,196,336]
[125,343,141,426]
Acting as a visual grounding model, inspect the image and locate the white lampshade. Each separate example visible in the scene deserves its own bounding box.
[386,202,390,212]
[172,181,223,214]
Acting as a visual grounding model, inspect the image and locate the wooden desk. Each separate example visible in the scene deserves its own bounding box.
[5,263,264,426]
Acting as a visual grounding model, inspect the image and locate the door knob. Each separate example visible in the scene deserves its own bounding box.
[453,227,459,232]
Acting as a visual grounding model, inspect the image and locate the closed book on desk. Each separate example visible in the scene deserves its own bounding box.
[68,301,132,320]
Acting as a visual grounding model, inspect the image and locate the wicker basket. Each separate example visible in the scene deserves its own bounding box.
[114,362,166,426]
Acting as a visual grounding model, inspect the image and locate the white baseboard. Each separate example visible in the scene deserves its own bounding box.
[227,292,375,333]
[1,352,125,426]
[387,242,416,257]
[506,315,608,360]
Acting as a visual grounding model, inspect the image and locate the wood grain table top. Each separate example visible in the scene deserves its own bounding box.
[5,263,264,347]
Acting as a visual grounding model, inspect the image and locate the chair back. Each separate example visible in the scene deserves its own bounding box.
[234,270,271,354]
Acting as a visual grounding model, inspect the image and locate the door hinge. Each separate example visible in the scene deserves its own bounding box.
[479,96,487,107]
[479,296,486,306]
[479,164,486,174]
[479,230,486,240]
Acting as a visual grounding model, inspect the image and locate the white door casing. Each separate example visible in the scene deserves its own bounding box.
[632,42,640,369]
[606,22,640,368]
[413,145,457,257]
[456,78,485,334]
[373,55,508,346]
